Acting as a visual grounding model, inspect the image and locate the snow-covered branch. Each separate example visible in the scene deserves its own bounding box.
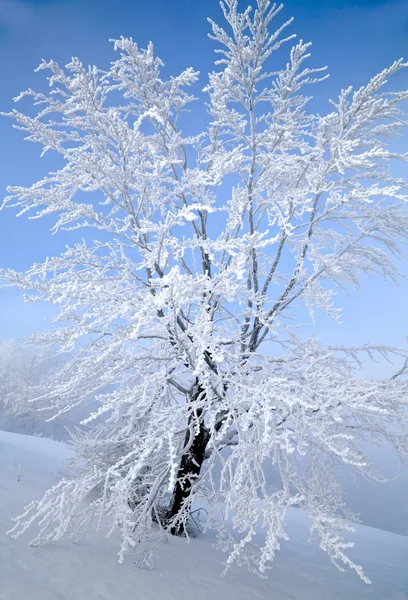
[2,0,408,582]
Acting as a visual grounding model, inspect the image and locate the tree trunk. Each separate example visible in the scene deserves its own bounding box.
[167,385,210,535]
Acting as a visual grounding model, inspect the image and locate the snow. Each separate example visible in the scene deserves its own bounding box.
[1,430,407,600]
[3,8,408,577]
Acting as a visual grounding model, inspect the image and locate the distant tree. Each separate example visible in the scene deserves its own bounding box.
[0,341,69,437]
[2,0,408,581]
[0,341,54,414]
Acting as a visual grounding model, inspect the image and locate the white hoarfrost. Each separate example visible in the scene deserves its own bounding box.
[2,0,408,582]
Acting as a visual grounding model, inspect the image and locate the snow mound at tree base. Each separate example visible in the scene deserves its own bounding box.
[0,430,407,600]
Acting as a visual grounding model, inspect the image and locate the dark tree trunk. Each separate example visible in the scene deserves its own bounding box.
[167,384,210,535]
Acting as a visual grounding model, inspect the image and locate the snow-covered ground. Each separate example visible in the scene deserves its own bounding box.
[0,430,407,600]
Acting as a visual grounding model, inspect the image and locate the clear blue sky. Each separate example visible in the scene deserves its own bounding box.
[0,0,407,376]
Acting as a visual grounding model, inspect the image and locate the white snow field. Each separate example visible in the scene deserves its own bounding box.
[0,430,407,600]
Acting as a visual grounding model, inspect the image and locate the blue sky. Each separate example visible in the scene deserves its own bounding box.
[0,0,407,376]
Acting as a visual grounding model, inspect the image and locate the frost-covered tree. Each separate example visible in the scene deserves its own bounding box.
[0,342,60,418]
[0,341,90,440]
[0,341,51,405]
[2,0,408,582]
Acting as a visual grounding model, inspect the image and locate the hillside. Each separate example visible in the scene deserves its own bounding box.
[0,429,407,600]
